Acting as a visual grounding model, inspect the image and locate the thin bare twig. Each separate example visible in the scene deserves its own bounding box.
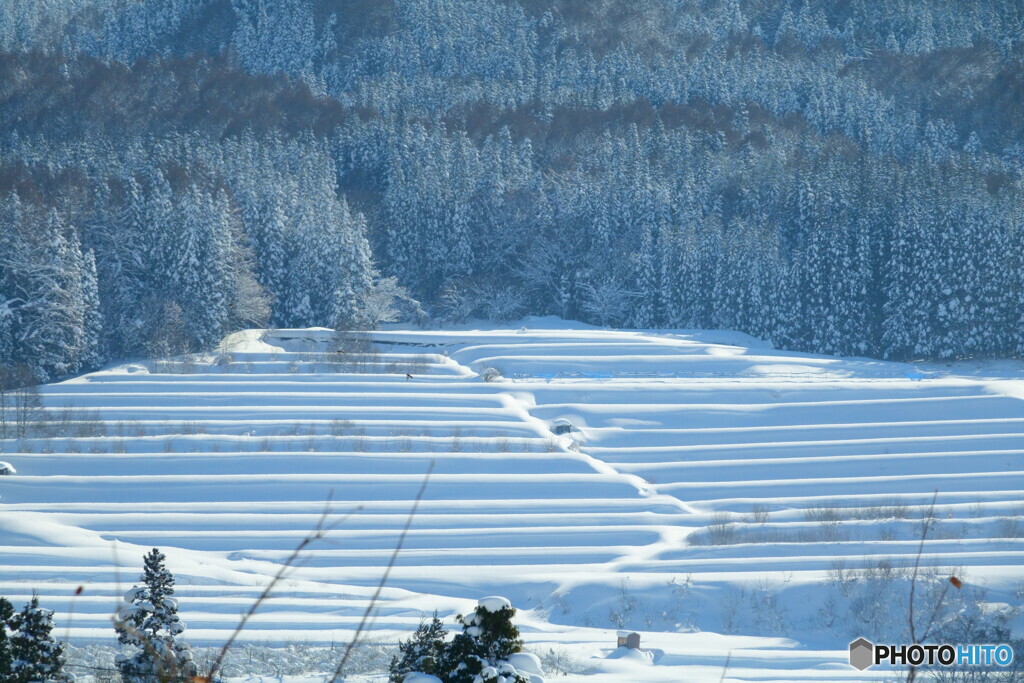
[327,461,435,683]
[906,490,939,683]
[919,580,953,644]
[206,492,359,680]
[718,651,732,683]
[908,491,939,644]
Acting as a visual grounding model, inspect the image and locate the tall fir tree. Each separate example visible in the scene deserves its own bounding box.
[115,548,197,683]
[0,203,97,381]
[9,595,66,683]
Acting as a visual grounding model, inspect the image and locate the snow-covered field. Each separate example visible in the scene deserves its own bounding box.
[2,319,1023,681]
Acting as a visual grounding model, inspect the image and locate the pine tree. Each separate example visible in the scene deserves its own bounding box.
[0,203,94,381]
[880,199,918,360]
[102,176,149,358]
[175,186,228,349]
[330,198,374,330]
[142,168,177,302]
[115,548,197,683]
[632,220,659,329]
[80,248,103,370]
[389,612,448,682]
[440,597,530,683]
[9,595,66,683]
[0,193,23,369]
[0,596,13,679]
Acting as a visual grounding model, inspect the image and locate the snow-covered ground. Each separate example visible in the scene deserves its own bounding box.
[2,318,1023,681]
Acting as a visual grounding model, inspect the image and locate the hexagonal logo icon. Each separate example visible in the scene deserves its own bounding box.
[849,637,874,671]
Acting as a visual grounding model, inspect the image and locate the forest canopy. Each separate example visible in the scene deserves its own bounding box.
[1,0,1023,380]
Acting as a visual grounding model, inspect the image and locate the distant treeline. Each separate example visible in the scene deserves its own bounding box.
[2,0,1023,380]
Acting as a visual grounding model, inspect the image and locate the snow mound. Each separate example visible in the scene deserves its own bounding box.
[0,461,15,475]
[507,652,542,675]
[478,596,512,612]
[403,674,442,683]
[604,647,654,665]
[508,652,545,682]
[220,329,285,354]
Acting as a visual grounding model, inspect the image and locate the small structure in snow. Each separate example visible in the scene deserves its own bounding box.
[550,419,576,436]
[617,631,641,649]
[0,461,15,475]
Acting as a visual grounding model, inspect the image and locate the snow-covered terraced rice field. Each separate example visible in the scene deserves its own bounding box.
[2,321,1023,681]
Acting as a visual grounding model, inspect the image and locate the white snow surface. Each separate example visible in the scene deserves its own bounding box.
[403,674,443,683]
[478,596,513,612]
[2,318,1024,681]
[508,652,545,682]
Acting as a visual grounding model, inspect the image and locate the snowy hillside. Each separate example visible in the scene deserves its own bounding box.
[2,320,1023,681]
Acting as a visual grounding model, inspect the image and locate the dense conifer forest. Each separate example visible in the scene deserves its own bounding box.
[2,0,1023,380]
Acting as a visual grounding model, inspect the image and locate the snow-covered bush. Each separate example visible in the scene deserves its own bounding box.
[479,367,503,382]
[64,641,395,680]
[114,548,197,682]
[0,365,45,439]
[354,275,425,329]
[438,281,524,323]
[389,612,448,682]
[538,648,598,677]
[438,284,478,324]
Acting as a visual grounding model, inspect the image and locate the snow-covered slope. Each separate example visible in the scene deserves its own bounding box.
[2,321,1023,681]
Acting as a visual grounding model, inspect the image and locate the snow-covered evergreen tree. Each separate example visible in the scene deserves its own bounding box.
[0,596,13,678]
[101,175,150,358]
[0,200,98,381]
[246,186,290,322]
[174,186,229,349]
[439,597,530,683]
[80,248,104,370]
[9,595,66,683]
[389,612,448,682]
[115,548,197,683]
[4,0,1024,365]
